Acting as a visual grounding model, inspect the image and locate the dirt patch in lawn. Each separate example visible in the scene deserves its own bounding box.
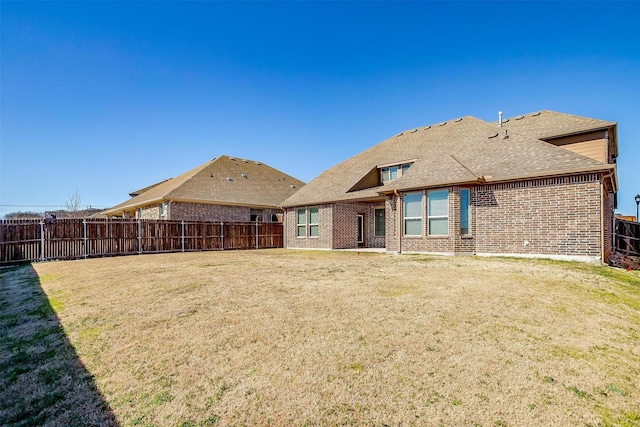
[2,250,639,426]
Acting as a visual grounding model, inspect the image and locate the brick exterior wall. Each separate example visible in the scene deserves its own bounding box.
[284,202,386,249]
[285,173,608,260]
[474,175,602,258]
[169,202,250,222]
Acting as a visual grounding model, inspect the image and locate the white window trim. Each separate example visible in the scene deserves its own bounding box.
[403,191,423,237]
[308,206,319,238]
[296,208,306,238]
[427,189,449,236]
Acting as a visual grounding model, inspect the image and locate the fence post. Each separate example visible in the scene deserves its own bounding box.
[137,219,142,255]
[181,220,185,252]
[40,220,45,261]
[83,218,87,259]
[220,221,224,250]
[255,221,259,249]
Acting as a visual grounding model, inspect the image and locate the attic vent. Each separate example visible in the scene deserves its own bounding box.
[531,112,541,116]
[227,177,233,181]
[454,118,463,122]
[241,173,247,179]
[488,132,499,139]
[515,115,525,120]
[290,185,296,189]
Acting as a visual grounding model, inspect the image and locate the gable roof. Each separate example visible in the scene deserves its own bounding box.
[281,115,614,208]
[104,155,305,215]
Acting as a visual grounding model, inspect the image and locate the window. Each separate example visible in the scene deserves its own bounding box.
[160,202,166,217]
[296,208,306,237]
[381,166,398,182]
[380,162,413,183]
[404,192,422,236]
[428,190,449,236]
[374,208,386,237]
[309,207,319,237]
[460,189,470,235]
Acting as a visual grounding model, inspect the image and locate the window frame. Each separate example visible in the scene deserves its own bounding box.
[460,189,470,236]
[427,189,449,236]
[308,207,319,238]
[403,191,423,236]
[296,208,306,238]
[374,208,386,237]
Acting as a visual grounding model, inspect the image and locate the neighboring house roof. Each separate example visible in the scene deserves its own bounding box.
[129,178,173,197]
[103,155,305,215]
[281,113,614,208]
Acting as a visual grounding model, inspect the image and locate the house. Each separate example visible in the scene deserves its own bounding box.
[103,155,304,222]
[281,111,618,263]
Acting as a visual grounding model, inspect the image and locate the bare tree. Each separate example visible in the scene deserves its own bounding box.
[64,190,84,218]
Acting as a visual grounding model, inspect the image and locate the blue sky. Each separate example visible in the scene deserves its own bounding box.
[1,1,639,217]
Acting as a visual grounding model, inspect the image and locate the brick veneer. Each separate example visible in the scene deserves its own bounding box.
[285,173,609,260]
[168,202,250,222]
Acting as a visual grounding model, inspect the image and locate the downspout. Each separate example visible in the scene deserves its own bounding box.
[394,190,401,254]
[600,179,605,264]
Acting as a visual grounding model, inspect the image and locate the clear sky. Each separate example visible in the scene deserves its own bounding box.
[1,1,639,218]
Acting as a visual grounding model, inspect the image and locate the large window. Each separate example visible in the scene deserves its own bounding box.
[428,190,449,236]
[404,192,422,236]
[309,207,319,237]
[374,208,386,237]
[460,189,470,235]
[296,208,306,237]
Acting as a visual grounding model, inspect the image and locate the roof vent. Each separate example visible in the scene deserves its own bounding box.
[229,157,236,161]
[410,129,418,133]
[439,122,447,126]
[454,118,463,122]
[515,115,525,120]
[531,112,541,116]
[488,132,499,139]
[227,177,233,181]
[255,161,262,165]
[498,111,503,127]
[503,130,509,139]
[210,172,214,178]
[243,159,249,163]
[290,185,296,189]
[241,173,247,179]
[424,125,431,130]
[396,132,404,137]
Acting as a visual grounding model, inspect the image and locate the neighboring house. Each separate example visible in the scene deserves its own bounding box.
[103,155,304,222]
[281,110,618,263]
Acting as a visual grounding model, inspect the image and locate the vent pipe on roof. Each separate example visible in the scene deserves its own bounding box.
[498,111,503,127]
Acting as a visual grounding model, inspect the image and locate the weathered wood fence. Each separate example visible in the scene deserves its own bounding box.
[0,219,283,265]
[613,218,640,257]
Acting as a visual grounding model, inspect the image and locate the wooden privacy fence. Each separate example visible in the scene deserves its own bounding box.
[0,218,283,265]
[613,218,640,257]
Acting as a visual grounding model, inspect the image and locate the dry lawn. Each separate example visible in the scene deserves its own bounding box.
[1,249,639,426]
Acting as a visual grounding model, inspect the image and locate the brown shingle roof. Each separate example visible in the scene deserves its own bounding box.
[496,110,616,140]
[104,155,305,215]
[281,115,613,208]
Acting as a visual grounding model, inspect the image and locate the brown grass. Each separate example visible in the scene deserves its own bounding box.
[2,249,639,426]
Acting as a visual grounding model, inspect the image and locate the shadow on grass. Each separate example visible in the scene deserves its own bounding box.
[0,264,118,426]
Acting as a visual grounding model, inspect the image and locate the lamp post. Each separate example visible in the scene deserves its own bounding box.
[635,194,640,222]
